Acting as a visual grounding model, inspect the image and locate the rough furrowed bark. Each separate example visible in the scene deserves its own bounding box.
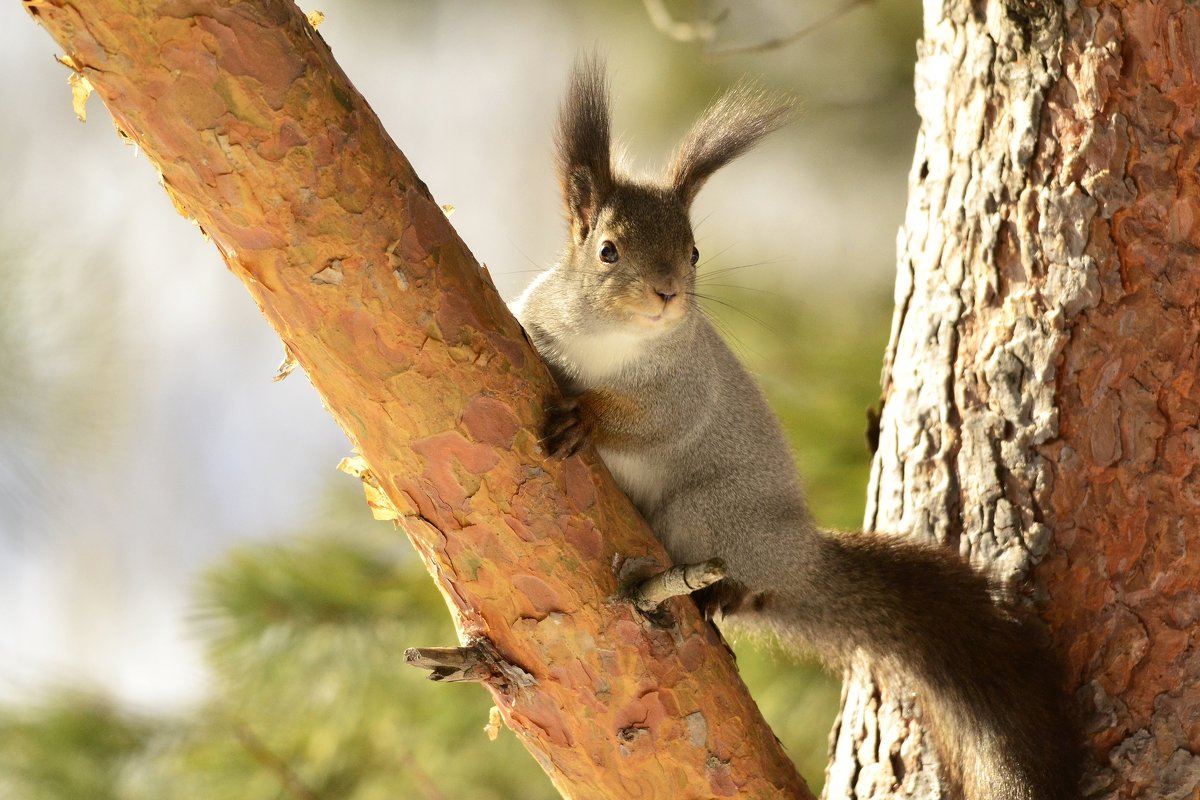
[20,1,810,797]
[830,0,1200,798]
[1039,2,1200,796]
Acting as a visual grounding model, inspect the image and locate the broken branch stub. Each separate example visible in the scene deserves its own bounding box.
[405,641,537,689]
[628,558,728,613]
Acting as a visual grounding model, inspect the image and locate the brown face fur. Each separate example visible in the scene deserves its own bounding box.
[565,182,697,334]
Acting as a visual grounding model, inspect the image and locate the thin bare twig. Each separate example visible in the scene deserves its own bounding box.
[392,746,451,800]
[707,0,876,57]
[233,723,319,800]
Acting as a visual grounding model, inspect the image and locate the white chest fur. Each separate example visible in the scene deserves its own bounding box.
[556,328,647,385]
[597,446,668,514]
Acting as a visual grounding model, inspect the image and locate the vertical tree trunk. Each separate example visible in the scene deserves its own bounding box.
[826,0,1200,798]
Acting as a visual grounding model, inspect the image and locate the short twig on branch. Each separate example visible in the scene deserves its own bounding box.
[628,558,728,613]
[405,640,536,689]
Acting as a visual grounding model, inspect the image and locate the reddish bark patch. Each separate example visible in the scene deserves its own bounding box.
[563,457,597,510]
[371,326,417,370]
[611,619,645,650]
[503,513,536,543]
[256,118,307,161]
[435,290,484,348]
[391,477,445,528]
[677,633,709,673]
[511,693,574,749]
[564,518,604,562]
[707,757,739,797]
[512,574,570,616]
[615,690,668,738]
[405,188,456,254]
[461,394,520,448]
[412,430,499,512]
[196,15,304,110]
[309,124,339,169]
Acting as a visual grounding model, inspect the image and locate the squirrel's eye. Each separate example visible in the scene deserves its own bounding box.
[690,246,700,266]
[599,241,619,264]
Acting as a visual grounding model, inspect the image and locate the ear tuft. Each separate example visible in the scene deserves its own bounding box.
[556,54,613,241]
[668,82,793,207]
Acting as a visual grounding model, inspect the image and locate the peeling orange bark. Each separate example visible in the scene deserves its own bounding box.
[20,1,809,797]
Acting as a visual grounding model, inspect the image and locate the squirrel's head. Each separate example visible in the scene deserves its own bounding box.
[554,56,791,337]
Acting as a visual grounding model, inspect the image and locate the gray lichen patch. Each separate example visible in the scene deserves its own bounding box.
[684,711,707,748]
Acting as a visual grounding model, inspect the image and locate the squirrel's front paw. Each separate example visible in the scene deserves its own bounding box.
[541,397,594,457]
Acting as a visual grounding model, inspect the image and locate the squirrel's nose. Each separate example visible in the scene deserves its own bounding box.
[654,278,681,304]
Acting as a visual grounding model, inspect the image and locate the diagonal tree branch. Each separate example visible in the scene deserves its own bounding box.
[20,0,811,797]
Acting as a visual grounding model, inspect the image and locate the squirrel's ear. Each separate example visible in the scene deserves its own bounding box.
[668,82,793,207]
[556,55,613,243]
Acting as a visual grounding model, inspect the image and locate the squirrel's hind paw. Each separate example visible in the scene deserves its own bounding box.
[692,579,769,621]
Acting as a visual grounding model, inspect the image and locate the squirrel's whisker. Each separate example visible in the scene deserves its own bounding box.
[688,291,775,333]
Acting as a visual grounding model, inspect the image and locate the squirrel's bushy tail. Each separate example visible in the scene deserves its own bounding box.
[764,532,1081,800]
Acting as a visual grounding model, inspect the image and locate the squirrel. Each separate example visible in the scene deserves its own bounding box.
[511,57,1081,800]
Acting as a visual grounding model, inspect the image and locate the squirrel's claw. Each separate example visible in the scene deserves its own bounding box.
[691,579,767,621]
[542,397,593,457]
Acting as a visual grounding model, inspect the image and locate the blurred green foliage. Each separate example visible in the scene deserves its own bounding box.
[0,290,889,800]
[0,693,156,800]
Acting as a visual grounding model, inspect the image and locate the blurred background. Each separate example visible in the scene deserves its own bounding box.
[0,0,918,796]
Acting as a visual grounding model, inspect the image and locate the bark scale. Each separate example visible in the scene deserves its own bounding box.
[21,1,811,797]
[828,0,1200,798]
